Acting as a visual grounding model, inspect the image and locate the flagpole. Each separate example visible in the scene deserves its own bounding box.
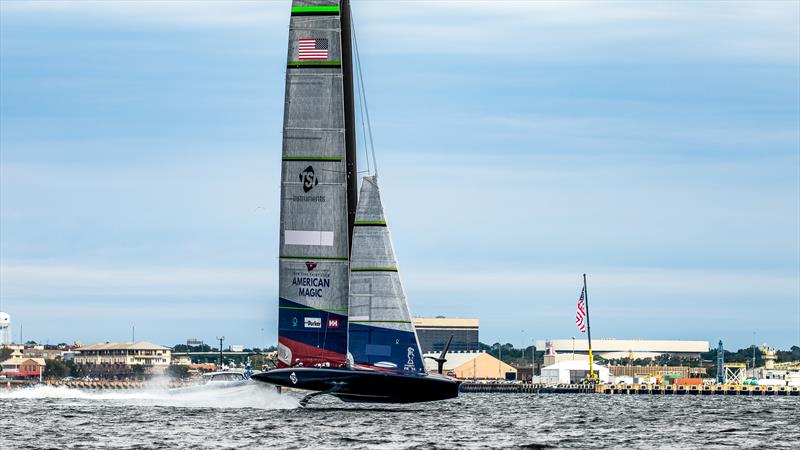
[583,273,595,380]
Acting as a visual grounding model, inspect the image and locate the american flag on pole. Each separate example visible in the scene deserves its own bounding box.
[298,38,329,60]
[576,287,587,333]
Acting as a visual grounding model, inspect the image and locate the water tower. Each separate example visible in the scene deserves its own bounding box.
[0,312,11,345]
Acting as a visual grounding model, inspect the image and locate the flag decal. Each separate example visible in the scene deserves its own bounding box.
[298,38,329,60]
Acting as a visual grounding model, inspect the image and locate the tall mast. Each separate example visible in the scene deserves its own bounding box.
[340,0,358,254]
[583,273,596,380]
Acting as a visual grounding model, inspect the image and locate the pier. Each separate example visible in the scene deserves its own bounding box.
[459,382,800,396]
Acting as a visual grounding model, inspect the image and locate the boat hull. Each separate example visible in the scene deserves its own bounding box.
[252,368,460,403]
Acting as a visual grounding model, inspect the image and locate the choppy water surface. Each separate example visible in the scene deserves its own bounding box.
[1,384,798,449]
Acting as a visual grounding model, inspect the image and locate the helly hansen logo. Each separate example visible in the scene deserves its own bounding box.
[300,166,319,193]
[328,319,340,328]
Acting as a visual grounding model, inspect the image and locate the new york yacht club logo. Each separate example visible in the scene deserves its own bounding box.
[305,261,317,271]
[300,166,319,193]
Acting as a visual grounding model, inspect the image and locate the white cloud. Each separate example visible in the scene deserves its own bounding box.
[0,263,275,298]
[353,1,799,63]
[405,267,798,297]
[0,1,286,28]
[4,1,796,63]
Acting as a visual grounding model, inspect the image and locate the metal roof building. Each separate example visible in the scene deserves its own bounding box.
[422,350,516,380]
[536,339,709,360]
[413,317,479,353]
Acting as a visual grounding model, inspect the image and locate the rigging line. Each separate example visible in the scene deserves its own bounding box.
[352,18,371,176]
[355,42,371,175]
[350,10,378,178]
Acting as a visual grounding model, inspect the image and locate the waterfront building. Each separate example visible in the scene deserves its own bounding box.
[540,360,610,384]
[74,342,171,377]
[18,358,45,379]
[422,350,516,380]
[0,344,25,373]
[413,317,479,353]
[537,339,709,361]
[0,347,44,380]
[608,364,706,379]
[22,347,65,360]
[513,364,540,382]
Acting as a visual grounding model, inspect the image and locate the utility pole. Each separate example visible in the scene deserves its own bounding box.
[520,329,525,381]
[216,336,225,370]
[752,331,756,375]
[531,338,536,382]
[572,336,575,360]
[132,324,135,343]
[498,343,502,380]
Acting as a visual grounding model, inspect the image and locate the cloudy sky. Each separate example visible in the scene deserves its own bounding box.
[1,1,798,350]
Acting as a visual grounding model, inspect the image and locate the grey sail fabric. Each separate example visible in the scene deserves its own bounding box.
[277,0,349,368]
[348,176,425,374]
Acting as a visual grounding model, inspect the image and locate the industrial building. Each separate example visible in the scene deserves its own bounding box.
[608,364,706,379]
[414,317,479,353]
[753,345,800,385]
[74,342,171,377]
[540,360,610,384]
[536,339,709,361]
[422,351,516,380]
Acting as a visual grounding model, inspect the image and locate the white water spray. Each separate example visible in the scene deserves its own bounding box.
[0,382,299,410]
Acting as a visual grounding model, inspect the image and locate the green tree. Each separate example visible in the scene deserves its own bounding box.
[0,346,13,362]
[777,346,800,362]
[165,365,189,379]
[131,365,147,379]
[173,344,213,353]
[44,359,68,379]
[65,360,84,378]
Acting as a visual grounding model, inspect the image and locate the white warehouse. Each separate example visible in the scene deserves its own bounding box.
[536,339,709,360]
[540,360,610,384]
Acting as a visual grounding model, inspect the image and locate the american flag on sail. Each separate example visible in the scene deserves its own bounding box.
[576,288,587,333]
[298,38,329,60]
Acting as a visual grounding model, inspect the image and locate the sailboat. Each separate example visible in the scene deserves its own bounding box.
[251,0,460,404]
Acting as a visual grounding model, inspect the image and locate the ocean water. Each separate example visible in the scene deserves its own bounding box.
[1,383,798,449]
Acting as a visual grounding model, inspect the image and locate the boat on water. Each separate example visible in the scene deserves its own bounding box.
[251,0,460,405]
[169,371,253,394]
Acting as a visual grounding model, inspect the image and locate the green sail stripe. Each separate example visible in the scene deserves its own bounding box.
[291,5,340,14]
[279,306,348,312]
[349,320,411,323]
[353,220,386,225]
[351,267,398,272]
[283,156,342,162]
[287,61,342,68]
[281,255,348,261]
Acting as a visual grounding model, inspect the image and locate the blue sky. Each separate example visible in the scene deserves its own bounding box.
[1,1,798,350]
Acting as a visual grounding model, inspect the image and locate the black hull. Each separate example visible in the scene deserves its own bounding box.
[252,368,460,403]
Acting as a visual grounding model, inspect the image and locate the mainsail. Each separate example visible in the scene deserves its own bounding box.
[256,1,461,405]
[277,0,356,368]
[348,176,425,374]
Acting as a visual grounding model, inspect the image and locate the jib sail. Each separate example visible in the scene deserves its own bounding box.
[348,176,425,374]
